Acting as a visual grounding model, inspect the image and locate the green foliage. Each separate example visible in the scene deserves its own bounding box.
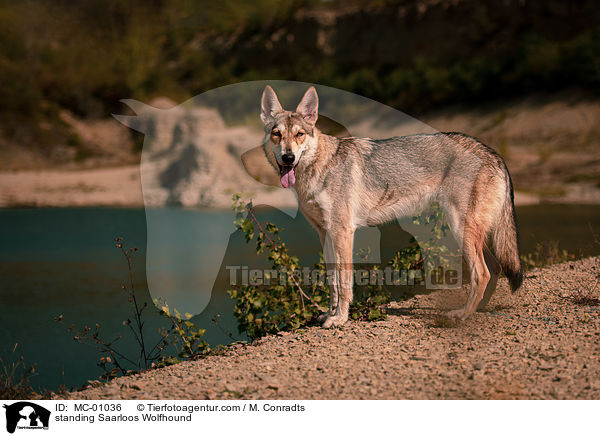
[55,237,210,383]
[350,264,390,322]
[1,0,599,152]
[409,204,459,272]
[390,245,423,271]
[387,203,459,286]
[0,344,38,400]
[154,299,210,362]
[520,240,574,272]
[229,194,328,339]
[228,196,458,338]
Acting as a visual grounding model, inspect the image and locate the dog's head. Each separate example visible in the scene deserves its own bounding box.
[260,85,319,188]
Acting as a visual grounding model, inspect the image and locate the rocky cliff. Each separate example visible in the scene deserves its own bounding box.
[118,98,296,209]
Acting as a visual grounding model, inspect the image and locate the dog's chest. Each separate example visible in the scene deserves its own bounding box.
[296,189,332,229]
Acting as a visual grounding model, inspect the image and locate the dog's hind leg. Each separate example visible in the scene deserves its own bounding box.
[477,246,501,311]
[447,225,490,320]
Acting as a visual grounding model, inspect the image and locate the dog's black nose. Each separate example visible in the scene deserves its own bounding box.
[282,153,295,165]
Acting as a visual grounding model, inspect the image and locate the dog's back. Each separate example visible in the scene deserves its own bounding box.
[261,85,522,325]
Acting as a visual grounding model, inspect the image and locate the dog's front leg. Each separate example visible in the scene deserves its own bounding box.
[317,227,338,322]
[321,227,354,328]
[316,271,338,322]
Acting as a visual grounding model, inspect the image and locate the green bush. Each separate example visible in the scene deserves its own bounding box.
[520,240,575,272]
[0,344,38,400]
[55,237,210,383]
[228,196,458,339]
[1,1,599,127]
[228,194,328,340]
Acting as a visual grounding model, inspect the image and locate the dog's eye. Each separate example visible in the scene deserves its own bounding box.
[272,131,281,137]
[296,131,304,137]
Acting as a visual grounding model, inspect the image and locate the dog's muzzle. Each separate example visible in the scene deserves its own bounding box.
[278,153,297,188]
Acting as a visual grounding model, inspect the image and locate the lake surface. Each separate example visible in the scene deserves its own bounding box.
[1,204,599,392]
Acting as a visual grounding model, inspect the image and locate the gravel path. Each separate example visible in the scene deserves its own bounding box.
[60,257,600,400]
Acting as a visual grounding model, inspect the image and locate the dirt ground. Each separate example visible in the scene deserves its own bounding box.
[59,256,600,400]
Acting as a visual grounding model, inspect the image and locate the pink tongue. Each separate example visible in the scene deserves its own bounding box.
[280,168,296,188]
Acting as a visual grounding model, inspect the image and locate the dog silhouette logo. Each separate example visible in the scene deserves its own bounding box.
[3,402,50,433]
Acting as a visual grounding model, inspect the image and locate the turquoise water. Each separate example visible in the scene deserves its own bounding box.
[1,204,599,392]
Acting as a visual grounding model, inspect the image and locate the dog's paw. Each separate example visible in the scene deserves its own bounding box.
[446,308,469,321]
[321,314,348,329]
[317,312,331,323]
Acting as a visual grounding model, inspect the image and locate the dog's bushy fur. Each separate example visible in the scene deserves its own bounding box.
[260,85,522,327]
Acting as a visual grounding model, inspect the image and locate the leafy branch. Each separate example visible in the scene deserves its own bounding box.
[55,237,210,383]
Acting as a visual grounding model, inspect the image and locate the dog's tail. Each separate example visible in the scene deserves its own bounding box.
[490,171,523,292]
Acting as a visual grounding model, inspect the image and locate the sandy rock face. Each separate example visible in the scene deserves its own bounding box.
[125,102,294,209]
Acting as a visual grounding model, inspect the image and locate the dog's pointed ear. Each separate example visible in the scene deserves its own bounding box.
[261,85,283,124]
[296,86,318,125]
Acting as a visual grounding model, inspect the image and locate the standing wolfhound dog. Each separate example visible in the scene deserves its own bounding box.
[260,85,522,327]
